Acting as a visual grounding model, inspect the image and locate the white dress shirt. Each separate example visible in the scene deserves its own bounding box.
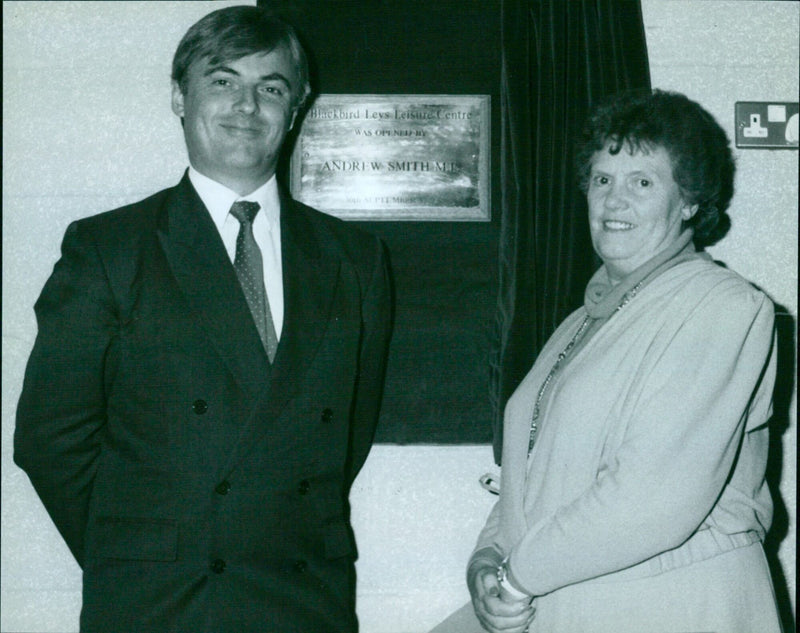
[188,167,284,339]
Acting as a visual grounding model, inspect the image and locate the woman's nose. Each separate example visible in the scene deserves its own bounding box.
[604,182,628,210]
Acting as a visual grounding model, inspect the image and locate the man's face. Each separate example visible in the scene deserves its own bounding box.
[172,46,299,195]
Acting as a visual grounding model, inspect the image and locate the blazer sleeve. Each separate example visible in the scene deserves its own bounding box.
[14,219,118,566]
[345,236,393,486]
[505,281,776,596]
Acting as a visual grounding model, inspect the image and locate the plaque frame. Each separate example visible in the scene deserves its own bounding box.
[289,94,490,221]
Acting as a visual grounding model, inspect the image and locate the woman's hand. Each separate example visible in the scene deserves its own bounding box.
[470,564,535,633]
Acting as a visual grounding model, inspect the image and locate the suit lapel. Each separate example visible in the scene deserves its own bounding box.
[222,194,342,475]
[269,194,341,409]
[157,174,270,401]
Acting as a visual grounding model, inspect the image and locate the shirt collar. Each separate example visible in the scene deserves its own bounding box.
[188,167,280,231]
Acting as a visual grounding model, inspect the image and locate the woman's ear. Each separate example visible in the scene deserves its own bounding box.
[682,202,699,220]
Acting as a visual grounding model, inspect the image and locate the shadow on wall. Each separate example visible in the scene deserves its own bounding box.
[764,307,796,632]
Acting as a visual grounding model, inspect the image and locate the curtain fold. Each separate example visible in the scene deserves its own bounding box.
[490,0,651,463]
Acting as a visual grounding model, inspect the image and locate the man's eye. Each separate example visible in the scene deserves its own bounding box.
[260,85,284,96]
[637,178,651,188]
[592,175,609,186]
[213,79,232,87]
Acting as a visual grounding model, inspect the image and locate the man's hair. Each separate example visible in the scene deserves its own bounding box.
[172,6,311,110]
[576,89,735,249]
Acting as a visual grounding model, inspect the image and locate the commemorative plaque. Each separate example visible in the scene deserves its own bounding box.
[290,94,490,221]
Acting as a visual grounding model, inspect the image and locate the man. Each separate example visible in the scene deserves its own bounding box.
[14,7,392,632]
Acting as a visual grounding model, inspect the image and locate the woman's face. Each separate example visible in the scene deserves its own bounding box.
[587,142,697,283]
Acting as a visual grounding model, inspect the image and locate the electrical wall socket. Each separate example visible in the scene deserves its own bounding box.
[735,101,799,149]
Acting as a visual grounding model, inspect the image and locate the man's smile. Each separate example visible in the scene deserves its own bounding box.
[220,123,263,137]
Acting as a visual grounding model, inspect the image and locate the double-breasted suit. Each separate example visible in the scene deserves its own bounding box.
[15,174,392,632]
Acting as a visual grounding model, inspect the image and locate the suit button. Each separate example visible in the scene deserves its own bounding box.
[298,479,310,495]
[321,408,334,423]
[192,399,208,415]
[210,558,226,574]
[293,560,308,573]
[215,480,231,495]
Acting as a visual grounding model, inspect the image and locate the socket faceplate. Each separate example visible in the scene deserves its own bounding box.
[735,101,799,149]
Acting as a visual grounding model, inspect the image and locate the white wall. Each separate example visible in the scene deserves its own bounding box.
[640,0,798,620]
[2,2,796,632]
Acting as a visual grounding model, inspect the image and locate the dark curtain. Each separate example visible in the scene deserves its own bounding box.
[490,0,651,462]
[260,0,502,444]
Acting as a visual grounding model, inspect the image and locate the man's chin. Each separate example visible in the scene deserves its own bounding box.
[223,154,276,174]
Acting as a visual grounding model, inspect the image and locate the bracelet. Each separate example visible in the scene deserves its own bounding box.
[496,557,529,600]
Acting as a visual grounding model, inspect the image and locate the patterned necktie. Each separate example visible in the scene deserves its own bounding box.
[229,201,278,362]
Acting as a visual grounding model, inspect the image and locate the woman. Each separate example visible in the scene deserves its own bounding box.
[433,90,782,633]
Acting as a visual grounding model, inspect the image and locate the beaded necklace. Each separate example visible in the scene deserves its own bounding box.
[527,280,644,455]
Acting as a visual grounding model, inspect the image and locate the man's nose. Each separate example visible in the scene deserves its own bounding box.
[234,87,258,113]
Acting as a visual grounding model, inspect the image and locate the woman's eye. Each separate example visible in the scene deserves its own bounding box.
[592,175,609,186]
[637,178,651,188]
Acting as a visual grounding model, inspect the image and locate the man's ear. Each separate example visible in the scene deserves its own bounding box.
[171,80,185,117]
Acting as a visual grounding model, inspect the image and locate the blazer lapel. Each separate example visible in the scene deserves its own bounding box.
[157,174,270,401]
[221,194,342,475]
[269,195,341,409]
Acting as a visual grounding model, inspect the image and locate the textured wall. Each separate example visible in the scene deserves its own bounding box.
[2,2,796,632]
[641,1,798,624]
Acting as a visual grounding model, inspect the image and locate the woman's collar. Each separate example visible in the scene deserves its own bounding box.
[584,229,700,318]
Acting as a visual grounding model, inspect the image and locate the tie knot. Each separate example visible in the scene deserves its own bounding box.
[230,200,261,225]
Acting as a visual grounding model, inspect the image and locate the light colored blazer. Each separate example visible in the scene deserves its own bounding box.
[478,257,775,596]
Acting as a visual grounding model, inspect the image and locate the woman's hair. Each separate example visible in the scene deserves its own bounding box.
[576,89,735,248]
[171,6,311,110]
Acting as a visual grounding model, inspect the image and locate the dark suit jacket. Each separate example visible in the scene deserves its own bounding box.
[14,174,392,633]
